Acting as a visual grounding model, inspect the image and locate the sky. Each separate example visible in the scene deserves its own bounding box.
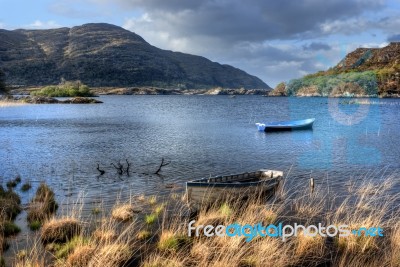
[1,0,399,87]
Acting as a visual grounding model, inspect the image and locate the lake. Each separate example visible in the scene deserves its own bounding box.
[1,96,400,210]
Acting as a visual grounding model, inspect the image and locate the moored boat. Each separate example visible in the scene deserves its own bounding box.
[186,169,283,209]
[256,118,315,132]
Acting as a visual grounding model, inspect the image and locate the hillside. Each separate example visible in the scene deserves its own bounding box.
[0,23,269,89]
[270,42,400,97]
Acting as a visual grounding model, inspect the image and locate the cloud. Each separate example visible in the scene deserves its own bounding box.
[113,0,388,86]
[303,42,332,51]
[319,18,370,35]
[387,34,400,42]
[25,20,61,29]
[49,2,97,18]
[115,0,384,42]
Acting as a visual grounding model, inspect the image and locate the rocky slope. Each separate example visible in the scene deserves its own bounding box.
[270,42,400,97]
[0,23,269,89]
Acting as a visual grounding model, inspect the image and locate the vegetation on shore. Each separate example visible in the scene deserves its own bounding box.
[31,80,94,97]
[2,174,400,266]
[0,182,22,260]
[27,183,58,230]
[270,70,379,97]
[270,43,400,97]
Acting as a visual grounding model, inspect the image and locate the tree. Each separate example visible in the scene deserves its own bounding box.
[0,68,7,95]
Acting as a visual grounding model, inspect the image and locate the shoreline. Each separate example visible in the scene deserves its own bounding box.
[0,96,103,104]
[8,86,400,98]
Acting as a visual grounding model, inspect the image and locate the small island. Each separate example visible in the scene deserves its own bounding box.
[1,77,102,104]
[30,80,95,98]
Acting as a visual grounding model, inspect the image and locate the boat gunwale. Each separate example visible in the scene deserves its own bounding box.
[186,180,280,188]
[186,170,282,188]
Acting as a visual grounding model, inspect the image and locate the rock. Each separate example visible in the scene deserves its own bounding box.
[9,96,102,104]
[61,97,102,104]
[91,87,270,95]
[21,96,59,104]
[296,85,321,97]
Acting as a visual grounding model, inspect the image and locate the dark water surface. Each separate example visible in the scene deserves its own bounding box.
[1,96,400,208]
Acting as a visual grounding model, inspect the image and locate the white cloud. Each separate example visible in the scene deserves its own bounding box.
[25,20,61,29]
[123,16,192,52]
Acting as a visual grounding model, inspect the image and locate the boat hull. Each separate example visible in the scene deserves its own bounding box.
[186,170,283,209]
[256,118,315,132]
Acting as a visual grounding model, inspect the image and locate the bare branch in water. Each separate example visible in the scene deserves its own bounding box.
[154,158,170,175]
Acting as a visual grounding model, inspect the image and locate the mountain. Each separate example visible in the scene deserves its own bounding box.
[270,42,400,97]
[0,23,269,89]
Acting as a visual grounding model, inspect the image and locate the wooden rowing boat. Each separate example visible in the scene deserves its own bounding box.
[186,169,283,209]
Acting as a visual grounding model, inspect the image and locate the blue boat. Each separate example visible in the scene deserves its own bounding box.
[256,118,315,132]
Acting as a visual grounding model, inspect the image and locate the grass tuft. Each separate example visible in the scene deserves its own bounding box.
[90,243,131,266]
[157,231,189,252]
[91,207,101,215]
[40,218,81,243]
[111,204,140,221]
[148,196,157,205]
[2,221,21,237]
[28,220,42,231]
[153,203,166,215]
[54,236,89,259]
[66,245,95,267]
[142,255,184,267]
[145,214,158,225]
[137,230,152,240]
[27,183,58,223]
[0,185,21,220]
[219,202,232,216]
[92,229,117,243]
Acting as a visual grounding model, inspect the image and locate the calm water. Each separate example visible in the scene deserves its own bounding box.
[1,96,400,208]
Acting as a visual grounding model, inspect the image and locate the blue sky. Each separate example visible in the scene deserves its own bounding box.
[1,0,399,87]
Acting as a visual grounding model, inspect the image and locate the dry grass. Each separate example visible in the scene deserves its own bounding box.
[241,237,289,266]
[88,243,132,266]
[157,230,189,252]
[137,230,152,241]
[195,203,234,227]
[5,174,400,267]
[142,255,185,267]
[0,185,21,220]
[0,234,5,252]
[0,100,25,107]
[66,245,95,267]
[27,183,58,224]
[13,239,47,267]
[391,223,400,266]
[40,218,81,243]
[293,231,328,266]
[111,204,141,221]
[148,196,157,205]
[92,229,117,243]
